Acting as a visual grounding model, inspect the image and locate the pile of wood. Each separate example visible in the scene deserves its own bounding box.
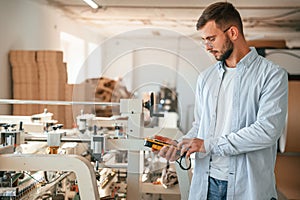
[86,77,131,117]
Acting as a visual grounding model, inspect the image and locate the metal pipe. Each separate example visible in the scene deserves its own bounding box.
[0,99,120,106]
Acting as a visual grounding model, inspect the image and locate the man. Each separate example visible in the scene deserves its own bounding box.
[158,2,288,200]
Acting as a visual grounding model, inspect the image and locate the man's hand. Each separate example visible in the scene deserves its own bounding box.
[153,135,180,162]
[154,136,206,161]
[178,138,206,158]
[159,144,180,162]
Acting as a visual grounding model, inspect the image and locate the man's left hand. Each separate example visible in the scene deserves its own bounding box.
[178,138,206,158]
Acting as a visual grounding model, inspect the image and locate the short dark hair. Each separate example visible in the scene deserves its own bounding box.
[196,2,244,36]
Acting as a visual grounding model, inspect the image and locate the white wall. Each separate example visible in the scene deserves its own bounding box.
[0,0,103,114]
[100,29,214,132]
[266,49,300,75]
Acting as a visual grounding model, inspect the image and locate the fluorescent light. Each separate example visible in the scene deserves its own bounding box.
[82,0,99,9]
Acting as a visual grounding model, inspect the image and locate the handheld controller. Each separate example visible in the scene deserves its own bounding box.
[144,138,191,170]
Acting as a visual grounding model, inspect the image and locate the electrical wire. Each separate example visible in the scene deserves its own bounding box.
[176,153,191,170]
[245,9,300,21]
[22,171,45,185]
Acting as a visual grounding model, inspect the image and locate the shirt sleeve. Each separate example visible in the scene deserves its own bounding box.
[211,66,288,156]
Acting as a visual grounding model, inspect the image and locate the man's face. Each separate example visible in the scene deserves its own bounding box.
[199,21,233,61]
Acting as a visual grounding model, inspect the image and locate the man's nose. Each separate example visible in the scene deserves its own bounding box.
[205,43,213,51]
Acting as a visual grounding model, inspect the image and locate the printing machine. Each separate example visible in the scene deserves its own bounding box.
[0,97,191,200]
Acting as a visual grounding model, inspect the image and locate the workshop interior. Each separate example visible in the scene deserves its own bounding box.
[0,0,300,200]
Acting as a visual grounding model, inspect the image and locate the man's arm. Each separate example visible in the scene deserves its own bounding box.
[211,67,288,156]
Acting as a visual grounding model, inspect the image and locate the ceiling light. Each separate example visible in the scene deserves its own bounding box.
[82,0,99,9]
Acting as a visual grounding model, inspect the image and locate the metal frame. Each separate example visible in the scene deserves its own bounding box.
[0,154,99,200]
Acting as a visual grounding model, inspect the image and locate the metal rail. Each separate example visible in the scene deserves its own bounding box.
[0,99,120,106]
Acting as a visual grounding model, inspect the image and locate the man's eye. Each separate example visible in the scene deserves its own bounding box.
[209,37,216,42]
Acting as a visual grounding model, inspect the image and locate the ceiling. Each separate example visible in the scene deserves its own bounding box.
[36,0,300,48]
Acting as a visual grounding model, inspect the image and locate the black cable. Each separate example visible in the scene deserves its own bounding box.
[176,153,191,170]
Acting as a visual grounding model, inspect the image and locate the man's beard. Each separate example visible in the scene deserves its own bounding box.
[216,36,233,61]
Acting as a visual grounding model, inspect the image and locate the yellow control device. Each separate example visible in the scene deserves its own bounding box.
[144,138,180,152]
[143,138,172,151]
[144,138,191,170]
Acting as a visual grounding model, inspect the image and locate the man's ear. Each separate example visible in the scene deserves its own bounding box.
[229,26,239,40]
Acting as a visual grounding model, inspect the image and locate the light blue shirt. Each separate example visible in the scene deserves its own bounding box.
[184,47,288,200]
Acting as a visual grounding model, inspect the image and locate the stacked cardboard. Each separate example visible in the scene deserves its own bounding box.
[274,80,300,199]
[10,51,40,115]
[9,51,131,129]
[9,50,71,128]
[65,84,75,129]
[69,82,96,126]
[36,51,66,126]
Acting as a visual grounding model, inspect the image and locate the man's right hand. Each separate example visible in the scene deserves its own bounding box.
[154,135,181,162]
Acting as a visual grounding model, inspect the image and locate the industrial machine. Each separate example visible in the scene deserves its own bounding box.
[0,97,191,200]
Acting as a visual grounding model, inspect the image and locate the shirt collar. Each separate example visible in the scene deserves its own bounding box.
[236,47,258,70]
[216,47,259,73]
